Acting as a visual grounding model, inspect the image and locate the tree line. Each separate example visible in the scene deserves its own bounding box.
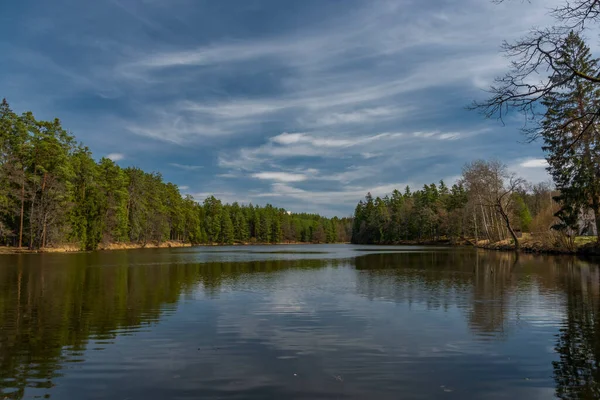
[0,99,351,250]
[351,161,555,247]
[354,27,600,247]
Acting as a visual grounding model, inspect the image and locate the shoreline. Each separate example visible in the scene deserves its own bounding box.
[0,241,193,254]
[0,241,349,255]
[0,239,597,257]
[477,241,600,256]
[375,238,600,257]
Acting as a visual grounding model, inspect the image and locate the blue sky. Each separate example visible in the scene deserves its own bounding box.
[1,0,561,216]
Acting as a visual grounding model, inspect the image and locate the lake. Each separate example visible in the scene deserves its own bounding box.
[1,245,599,399]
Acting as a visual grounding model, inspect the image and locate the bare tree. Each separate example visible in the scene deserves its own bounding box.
[461,160,526,249]
[473,0,600,143]
[474,1,600,244]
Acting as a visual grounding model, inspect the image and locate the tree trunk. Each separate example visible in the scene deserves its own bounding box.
[19,174,24,248]
[480,204,491,241]
[593,202,600,243]
[497,205,519,250]
[40,173,47,249]
[473,214,479,244]
[28,188,36,250]
[41,212,48,249]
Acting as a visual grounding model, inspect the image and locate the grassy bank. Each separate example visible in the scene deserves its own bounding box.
[0,241,192,254]
[0,241,349,254]
[367,235,600,256]
[474,234,600,256]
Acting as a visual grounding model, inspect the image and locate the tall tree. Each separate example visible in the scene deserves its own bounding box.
[220,210,234,245]
[0,99,352,249]
[541,32,600,241]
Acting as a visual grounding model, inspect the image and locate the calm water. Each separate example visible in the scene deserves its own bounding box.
[1,245,599,399]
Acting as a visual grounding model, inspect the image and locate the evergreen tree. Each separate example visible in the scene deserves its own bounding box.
[271,215,282,244]
[98,157,128,243]
[220,210,234,244]
[69,146,103,250]
[0,99,354,249]
[203,196,222,243]
[257,210,271,243]
[541,32,600,241]
[513,195,533,232]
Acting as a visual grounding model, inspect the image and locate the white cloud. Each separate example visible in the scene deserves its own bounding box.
[252,172,308,182]
[311,106,406,127]
[4,0,573,216]
[106,153,124,161]
[438,133,462,140]
[179,185,190,190]
[509,159,551,183]
[361,152,381,159]
[125,109,236,144]
[271,132,306,145]
[218,129,476,172]
[520,159,548,168]
[107,0,562,146]
[270,132,362,148]
[252,182,411,206]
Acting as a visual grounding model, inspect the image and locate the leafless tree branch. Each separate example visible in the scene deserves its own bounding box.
[472,1,600,138]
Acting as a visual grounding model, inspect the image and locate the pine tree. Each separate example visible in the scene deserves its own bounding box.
[541,32,600,241]
[220,211,234,244]
[98,158,129,243]
[257,211,270,243]
[203,196,222,243]
[69,146,103,250]
[351,201,365,244]
[271,215,282,244]
[0,99,355,249]
[326,219,336,243]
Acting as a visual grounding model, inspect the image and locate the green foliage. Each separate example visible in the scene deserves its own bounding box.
[0,98,350,249]
[541,32,600,240]
[513,195,533,232]
[352,184,470,244]
[220,211,234,245]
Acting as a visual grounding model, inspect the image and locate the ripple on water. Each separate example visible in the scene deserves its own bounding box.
[0,247,598,399]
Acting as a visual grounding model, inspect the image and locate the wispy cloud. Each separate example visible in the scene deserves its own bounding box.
[252,182,411,206]
[106,153,125,161]
[520,159,548,168]
[1,0,566,216]
[218,129,482,172]
[252,171,309,182]
[307,106,409,127]
[169,163,204,171]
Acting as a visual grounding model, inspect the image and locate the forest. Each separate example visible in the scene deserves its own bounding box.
[0,99,351,250]
[351,164,557,246]
[3,24,600,253]
[353,31,600,249]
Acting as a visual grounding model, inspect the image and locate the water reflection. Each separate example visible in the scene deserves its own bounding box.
[0,248,598,399]
[0,256,346,399]
[553,260,600,399]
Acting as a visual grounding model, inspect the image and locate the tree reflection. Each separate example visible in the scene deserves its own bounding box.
[354,250,518,337]
[2,250,600,399]
[0,256,341,399]
[553,261,600,400]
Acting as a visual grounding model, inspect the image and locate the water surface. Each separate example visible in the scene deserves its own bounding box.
[1,245,599,399]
